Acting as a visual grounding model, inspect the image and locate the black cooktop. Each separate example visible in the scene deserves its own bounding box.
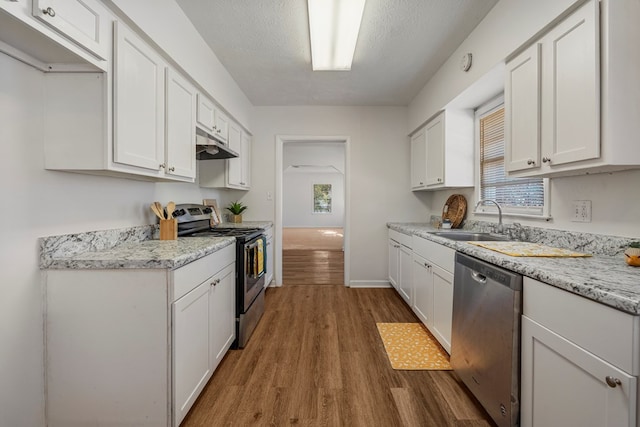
[185,227,264,242]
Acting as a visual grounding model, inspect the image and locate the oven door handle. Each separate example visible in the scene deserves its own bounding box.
[245,240,263,250]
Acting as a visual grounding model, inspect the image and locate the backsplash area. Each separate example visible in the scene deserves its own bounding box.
[434,217,636,257]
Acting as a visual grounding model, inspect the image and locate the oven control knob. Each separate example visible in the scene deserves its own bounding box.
[202,207,213,214]
[172,208,186,218]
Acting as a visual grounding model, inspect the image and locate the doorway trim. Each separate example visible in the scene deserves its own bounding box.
[275,135,350,287]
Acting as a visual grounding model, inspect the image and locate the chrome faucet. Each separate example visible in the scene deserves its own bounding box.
[475,199,504,233]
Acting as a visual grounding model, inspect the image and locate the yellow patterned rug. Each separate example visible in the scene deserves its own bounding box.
[376,323,452,370]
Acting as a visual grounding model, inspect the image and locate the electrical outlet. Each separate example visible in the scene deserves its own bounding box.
[266,192,273,201]
[571,200,592,222]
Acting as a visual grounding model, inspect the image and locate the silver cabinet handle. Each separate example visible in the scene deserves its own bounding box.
[605,376,622,388]
[266,242,271,246]
[419,181,424,185]
[159,163,166,169]
[527,159,535,165]
[437,178,442,182]
[43,7,56,17]
[542,157,551,163]
[168,166,175,172]
[211,278,221,287]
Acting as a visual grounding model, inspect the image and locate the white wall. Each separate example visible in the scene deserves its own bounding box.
[283,142,345,228]
[106,0,254,132]
[0,53,226,427]
[409,0,640,239]
[241,106,430,286]
[284,171,345,227]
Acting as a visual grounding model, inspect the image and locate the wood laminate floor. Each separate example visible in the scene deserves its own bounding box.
[282,250,344,285]
[182,285,494,426]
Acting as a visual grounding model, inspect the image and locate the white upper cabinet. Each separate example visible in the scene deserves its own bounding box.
[200,119,251,190]
[113,22,166,174]
[166,68,197,180]
[410,110,474,191]
[506,0,640,177]
[32,0,109,60]
[0,0,110,70]
[196,93,229,143]
[505,42,541,173]
[214,109,229,144]
[410,129,426,189]
[196,93,216,134]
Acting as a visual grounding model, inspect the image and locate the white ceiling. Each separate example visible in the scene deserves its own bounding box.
[175,0,498,106]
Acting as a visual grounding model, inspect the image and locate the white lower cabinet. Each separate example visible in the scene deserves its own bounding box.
[173,280,212,426]
[412,253,432,325]
[44,244,236,427]
[388,229,413,305]
[522,277,639,427]
[411,236,455,353]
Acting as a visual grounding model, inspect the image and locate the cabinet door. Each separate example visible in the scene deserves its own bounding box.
[166,68,196,180]
[227,121,243,187]
[410,129,426,189]
[196,94,215,133]
[173,281,212,427]
[431,264,453,353]
[398,245,412,305]
[32,0,109,60]
[209,264,236,371]
[388,239,399,290]
[521,316,636,427]
[114,22,166,172]
[214,109,229,143]
[541,0,600,167]
[425,114,445,186]
[412,254,432,326]
[505,42,541,173]
[240,131,251,188]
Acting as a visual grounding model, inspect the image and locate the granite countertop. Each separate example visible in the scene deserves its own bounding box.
[388,222,640,315]
[41,236,235,270]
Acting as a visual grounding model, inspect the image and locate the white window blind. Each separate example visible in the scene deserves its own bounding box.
[478,104,546,216]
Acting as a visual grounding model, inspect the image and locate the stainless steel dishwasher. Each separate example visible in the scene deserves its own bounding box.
[451,252,523,427]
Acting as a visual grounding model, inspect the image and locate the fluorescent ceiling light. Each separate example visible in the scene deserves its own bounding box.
[308,0,366,71]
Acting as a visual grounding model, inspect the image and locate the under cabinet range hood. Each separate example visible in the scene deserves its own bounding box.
[195,128,239,160]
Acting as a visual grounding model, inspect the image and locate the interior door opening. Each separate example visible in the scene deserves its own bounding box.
[275,137,350,287]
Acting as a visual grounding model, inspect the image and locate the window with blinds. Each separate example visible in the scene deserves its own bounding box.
[478,102,546,216]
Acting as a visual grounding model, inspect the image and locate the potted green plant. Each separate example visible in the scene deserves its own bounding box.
[225,201,247,223]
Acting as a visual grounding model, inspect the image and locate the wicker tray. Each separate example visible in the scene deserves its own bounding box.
[442,194,467,229]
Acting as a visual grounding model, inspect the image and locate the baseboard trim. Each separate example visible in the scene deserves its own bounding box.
[348,280,392,288]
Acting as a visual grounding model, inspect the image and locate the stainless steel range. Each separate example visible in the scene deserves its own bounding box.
[174,204,266,349]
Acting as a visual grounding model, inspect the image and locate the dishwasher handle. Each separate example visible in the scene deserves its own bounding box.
[471,270,487,284]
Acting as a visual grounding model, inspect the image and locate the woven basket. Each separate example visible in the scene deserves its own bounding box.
[442,194,467,229]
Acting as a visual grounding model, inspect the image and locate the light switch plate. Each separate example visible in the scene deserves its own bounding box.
[571,200,591,222]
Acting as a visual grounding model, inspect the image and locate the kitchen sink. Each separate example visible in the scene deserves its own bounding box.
[428,231,512,242]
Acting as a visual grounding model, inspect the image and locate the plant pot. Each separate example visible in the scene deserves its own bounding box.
[230,214,243,223]
[624,247,640,267]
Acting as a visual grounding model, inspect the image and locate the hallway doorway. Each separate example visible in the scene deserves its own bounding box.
[275,137,349,286]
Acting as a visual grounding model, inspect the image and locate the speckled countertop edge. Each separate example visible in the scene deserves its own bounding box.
[387,222,640,315]
[41,237,236,270]
[38,220,273,270]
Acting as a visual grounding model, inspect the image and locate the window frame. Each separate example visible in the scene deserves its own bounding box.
[474,95,551,219]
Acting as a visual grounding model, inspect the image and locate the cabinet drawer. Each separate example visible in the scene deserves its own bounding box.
[412,236,455,273]
[389,229,412,248]
[172,244,235,301]
[523,277,640,375]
